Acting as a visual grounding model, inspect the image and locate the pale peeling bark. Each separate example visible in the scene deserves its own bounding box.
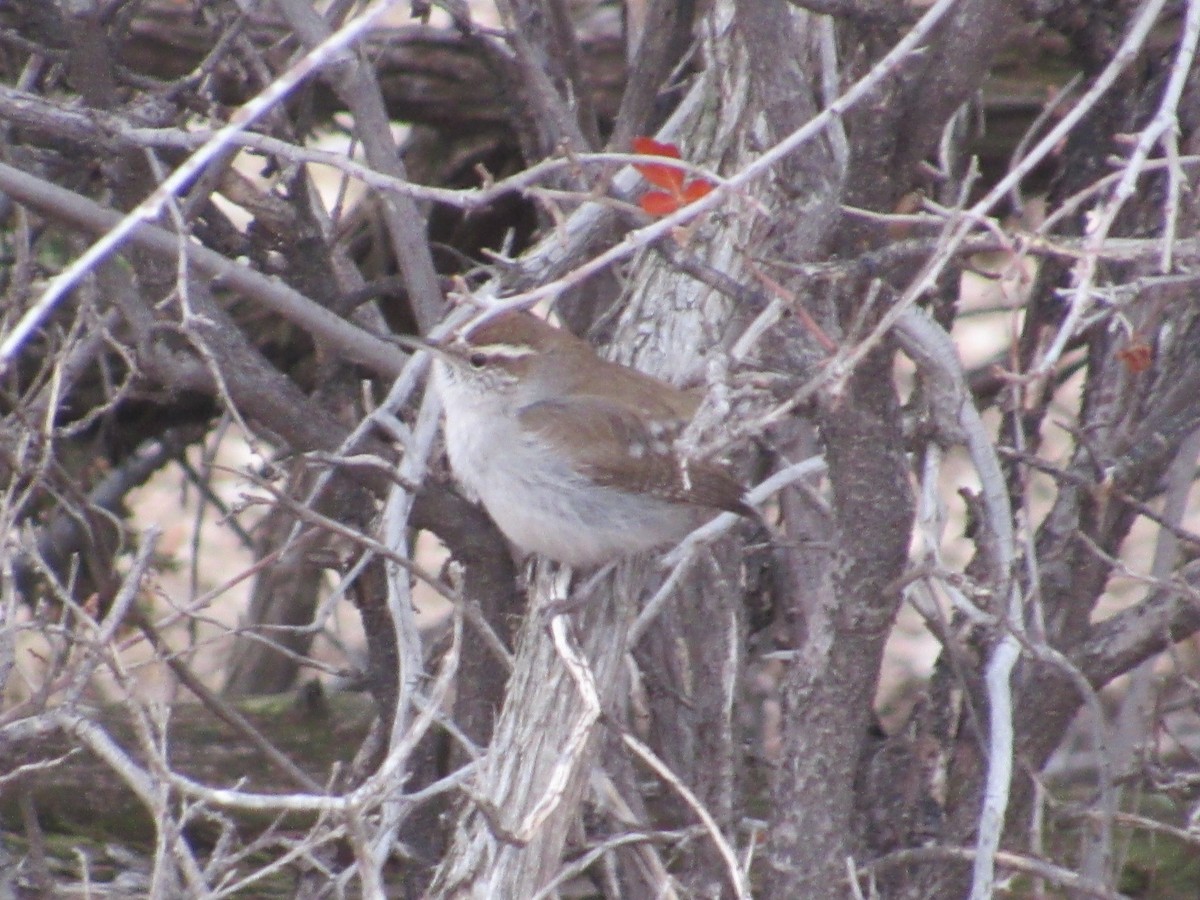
[428,565,637,898]
[431,6,844,894]
[613,4,848,896]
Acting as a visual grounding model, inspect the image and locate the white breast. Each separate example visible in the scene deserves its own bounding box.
[433,361,704,566]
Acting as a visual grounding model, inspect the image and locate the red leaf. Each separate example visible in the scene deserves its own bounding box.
[632,136,686,192]
[631,138,717,215]
[681,179,715,203]
[639,191,682,216]
[631,136,681,159]
[1116,342,1152,373]
[635,163,685,192]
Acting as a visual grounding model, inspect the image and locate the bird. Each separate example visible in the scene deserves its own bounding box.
[422,310,752,566]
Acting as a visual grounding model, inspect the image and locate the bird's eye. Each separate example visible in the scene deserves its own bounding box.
[468,352,488,369]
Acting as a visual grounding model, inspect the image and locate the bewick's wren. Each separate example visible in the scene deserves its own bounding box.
[422,311,751,566]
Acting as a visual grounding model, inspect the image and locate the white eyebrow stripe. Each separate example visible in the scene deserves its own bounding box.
[467,343,537,358]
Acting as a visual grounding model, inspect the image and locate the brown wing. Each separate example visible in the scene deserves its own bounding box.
[517,397,750,515]
[566,364,702,423]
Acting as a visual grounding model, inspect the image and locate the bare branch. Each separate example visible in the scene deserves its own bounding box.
[0,161,403,377]
[0,0,411,376]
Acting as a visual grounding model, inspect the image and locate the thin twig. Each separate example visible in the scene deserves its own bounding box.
[859,845,1132,900]
[0,0,409,376]
[621,732,751,900]
[464,0,964,321]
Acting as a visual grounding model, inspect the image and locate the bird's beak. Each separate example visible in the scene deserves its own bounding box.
[391,332,466,367]
[393,332,444,356]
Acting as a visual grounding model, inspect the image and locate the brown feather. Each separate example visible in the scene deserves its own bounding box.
[517,396,750,515]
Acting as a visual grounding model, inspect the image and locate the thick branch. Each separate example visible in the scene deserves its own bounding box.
[1075,561,1200,690]
[0,161,404,379]
[273,0,444,333]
